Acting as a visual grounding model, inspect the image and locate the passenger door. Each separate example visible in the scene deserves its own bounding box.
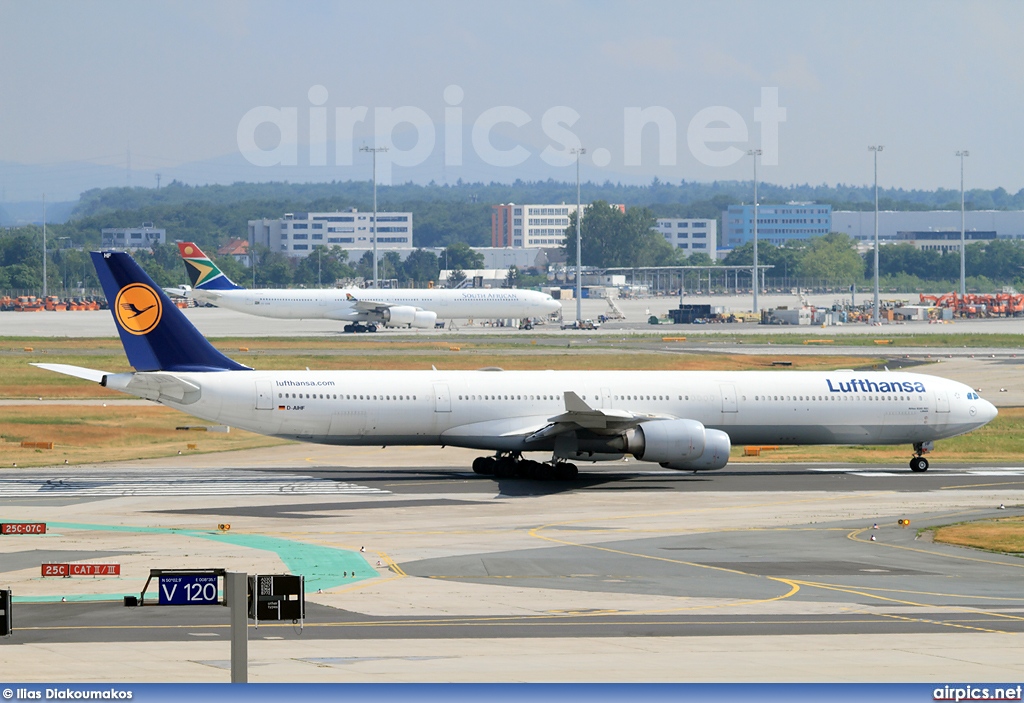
[433,383,451,412]
[255,380,273,410]
[720,383,738,413]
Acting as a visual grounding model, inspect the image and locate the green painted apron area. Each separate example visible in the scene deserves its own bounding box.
[9,521,374,603]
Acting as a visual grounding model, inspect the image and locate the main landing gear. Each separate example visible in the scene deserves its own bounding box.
[910,441,931,472]
[343,323,378,333]
[472,452,578,480]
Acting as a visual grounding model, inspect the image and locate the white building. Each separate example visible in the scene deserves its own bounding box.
[492,203,626,249]
[101,223,165,250]
[654,218,718,259]
[249,209,413,258]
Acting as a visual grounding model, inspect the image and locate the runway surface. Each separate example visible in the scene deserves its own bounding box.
[2,447,1024,681]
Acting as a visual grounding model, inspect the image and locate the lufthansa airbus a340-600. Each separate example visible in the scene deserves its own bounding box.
[174,242,561,332]
[37,251,997,480]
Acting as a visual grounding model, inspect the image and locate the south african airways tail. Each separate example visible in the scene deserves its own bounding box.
[178,242,244,291]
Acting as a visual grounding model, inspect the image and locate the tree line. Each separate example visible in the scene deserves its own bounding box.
[0,230,493,293]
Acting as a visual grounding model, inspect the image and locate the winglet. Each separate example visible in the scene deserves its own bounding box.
[92,250,250,373]
[178,242,243,291]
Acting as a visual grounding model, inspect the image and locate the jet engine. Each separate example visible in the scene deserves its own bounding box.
[381,305,417,327]
[379,306,435,329]
[659,429,731,471]
[625,419,707,464]
[412,310,437,329]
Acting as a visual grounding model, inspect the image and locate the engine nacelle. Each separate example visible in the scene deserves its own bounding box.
[412,310,437,329]
[627,419,706,464]
[660,429,731,471]
[382,305,417,328]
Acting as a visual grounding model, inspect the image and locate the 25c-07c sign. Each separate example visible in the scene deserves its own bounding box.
[158,574,219,605]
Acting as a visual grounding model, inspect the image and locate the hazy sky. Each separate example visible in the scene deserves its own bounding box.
[2,0,1022,198]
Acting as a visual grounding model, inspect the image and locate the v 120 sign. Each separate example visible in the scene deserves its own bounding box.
[158,574,220,605]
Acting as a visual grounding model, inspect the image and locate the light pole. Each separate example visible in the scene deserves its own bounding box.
[571,147,586,324]
[56,237,71,293]
[869,145,884,324]
[360,145,388,288]
[957,150,969,297]
[747,149,761,314]
[42,193,47,298]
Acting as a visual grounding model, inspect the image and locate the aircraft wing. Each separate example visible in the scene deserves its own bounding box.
[524,391,671,443]
[345,296,392,318]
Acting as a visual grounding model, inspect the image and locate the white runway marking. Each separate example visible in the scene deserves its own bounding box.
[812,467,1024,477]
[0,469,389,496]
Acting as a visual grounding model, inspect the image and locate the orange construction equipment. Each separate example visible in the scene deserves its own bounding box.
[14,296,44,312]
[43,295,67,311]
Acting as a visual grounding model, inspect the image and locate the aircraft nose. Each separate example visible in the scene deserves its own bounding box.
[543,297,562,314]
[980,399,998,424]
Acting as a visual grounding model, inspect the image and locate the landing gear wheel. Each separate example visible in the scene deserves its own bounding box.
[493,457,517,478]
[368,324,378,333]
[472,456,497,475]
[910,456,929,472]
[549,462,578,480]
[343,324,354,333]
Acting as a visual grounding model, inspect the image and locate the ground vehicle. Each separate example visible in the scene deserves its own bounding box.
[561,319,600,330]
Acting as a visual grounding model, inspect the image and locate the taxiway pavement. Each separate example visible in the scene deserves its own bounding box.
[2,445,1023,682]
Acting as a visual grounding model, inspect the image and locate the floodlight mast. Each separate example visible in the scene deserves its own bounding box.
[869,145,884,324]
[747,149,761,314]
[571,147,586,324]
[957,150,970,297]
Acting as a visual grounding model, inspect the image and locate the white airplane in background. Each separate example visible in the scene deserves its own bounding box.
[175,242,560,332]
[37,252,997,480]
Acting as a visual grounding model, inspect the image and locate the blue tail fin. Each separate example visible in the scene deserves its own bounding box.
[91,251,250,372]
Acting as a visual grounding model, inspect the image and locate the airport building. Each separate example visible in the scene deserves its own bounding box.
[721,203,832,248]
[249,209,413,258]
[100,223,165,250]
[833,210,1024,244]
[492,203,580,248]
[891,230,997,254]
[654,218,718,259]
[491,203,626,248]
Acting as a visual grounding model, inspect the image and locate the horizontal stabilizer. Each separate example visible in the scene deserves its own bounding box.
[31,363,107,384]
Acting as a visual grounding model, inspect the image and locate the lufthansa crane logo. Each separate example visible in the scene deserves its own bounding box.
[114,283,162,335]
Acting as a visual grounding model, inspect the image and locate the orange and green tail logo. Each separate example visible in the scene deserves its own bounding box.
[178,242,240,290]
[180,244,225,288]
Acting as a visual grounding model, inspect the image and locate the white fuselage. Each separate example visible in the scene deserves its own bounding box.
[104,368,996,458]
[189,287,560,322]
